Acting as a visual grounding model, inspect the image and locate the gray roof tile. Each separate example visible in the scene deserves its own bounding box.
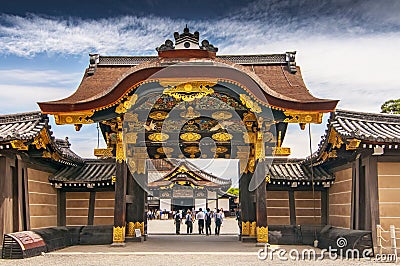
[0,111,47,142]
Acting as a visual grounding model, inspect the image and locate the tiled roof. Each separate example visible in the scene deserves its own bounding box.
[267,159,334,183]
[0,111,47,142]
[309,109,400,165]
[149,159,232,187]
[53,138,84,165]
[97,54,287,66]
[50,158,333,186]
[329,109,400,143]
[49,158,115,183]
[38,54,338,113]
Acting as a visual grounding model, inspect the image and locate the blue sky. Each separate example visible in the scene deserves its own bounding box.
[1,0,400,161]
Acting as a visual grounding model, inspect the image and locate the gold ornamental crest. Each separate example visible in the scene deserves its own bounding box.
[148,133,169,142]
[162,81,216,102]
[212,132,232,142]
[180,132,202,142]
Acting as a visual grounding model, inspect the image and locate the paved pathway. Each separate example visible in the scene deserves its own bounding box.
[0,219,393,265]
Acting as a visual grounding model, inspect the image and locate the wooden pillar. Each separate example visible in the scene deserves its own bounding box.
[126,145,147,238]
[22,167,30,230]
[57,190,66,226]
[352,157,361,229]
[365,155,379,251]
[0,156,6,239]
[321,189,328,225]
[289,189,296,225]
[112,160,127,244]
[255,160,268,243]
[17,157,25,231]
[87,191,96,225]
[239,172,256,237]
[12,160,19,232]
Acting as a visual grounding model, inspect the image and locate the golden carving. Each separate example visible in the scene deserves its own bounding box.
[255,138,265,160]
[125,132,137,144]
[162,81,216,101]
[180,132,201,142]
[111,175,116,184]
[257,226,269,243]
[266,174,271,183]
[10,140,28,150]
[157,147,174,154]
[148,133,169,142]
[94,147,113,158]
[184,146,200,158]
[52,152,61,161]
[112,226,125,243]
[124,113,139,122]
[248,157,255,173]
[346,138,361,150]
[272,147,291,156]
[115,95,138,114]
[211,146,228,154]
[116,143,125,163]
[180,106,200,119]
[127,222,135,237]
[32,129,51,150]
[328,129,344,149]
[243,132,255,144]
[54,110,94,125]
[212,132,232,142]
[249,221,257,237]
[328,150,337,158]
[240,94,261,113]
[242,221,250,236]
[149,111,169,120]
[212,111,232,120]
[42,151,52,158]
[283,111,323,124]
[128,158,136,173]
[236,146,250,174]
[127,147,148,174]
[135,222,144,235]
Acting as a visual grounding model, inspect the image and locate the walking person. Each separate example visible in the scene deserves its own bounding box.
[174,210,182,234]
[205,208,213,236]
[214,209,223,235]
[235,208,242,236]
[196,208,205,234]
[185,210,193,234]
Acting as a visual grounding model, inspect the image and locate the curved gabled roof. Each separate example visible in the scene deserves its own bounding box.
[149,159,232,188]
[38,53,338,114]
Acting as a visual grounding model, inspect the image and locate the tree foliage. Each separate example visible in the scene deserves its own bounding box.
[381,99,400,114]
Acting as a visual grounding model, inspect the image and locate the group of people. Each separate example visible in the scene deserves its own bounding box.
[147,209,169,220]
[173,208,224,235]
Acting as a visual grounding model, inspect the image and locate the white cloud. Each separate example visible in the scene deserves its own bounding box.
[0,69,81,86]
[0,84,72,113]
[1,8,399,159]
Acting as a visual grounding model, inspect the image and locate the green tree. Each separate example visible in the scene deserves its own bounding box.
[381,99,400,114]
[227,187,239,196]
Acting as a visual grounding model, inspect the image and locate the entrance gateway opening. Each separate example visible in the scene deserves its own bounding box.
[146,158,239,234]
[37,27,338,245]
